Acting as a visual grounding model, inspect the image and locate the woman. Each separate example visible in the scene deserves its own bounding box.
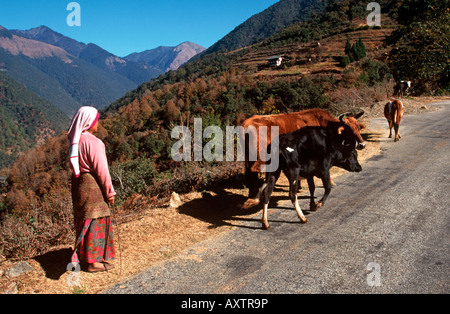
[68,106,116,273]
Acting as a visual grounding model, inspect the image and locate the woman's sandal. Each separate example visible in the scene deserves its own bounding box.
[87,262,115,273]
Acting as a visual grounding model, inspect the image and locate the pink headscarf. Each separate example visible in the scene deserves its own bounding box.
[67,106,100,177]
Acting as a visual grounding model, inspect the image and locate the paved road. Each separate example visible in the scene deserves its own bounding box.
[106,102,449,294]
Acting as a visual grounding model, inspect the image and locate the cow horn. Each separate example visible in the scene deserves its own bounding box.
[338,112,351,123]
[353,111,365,120]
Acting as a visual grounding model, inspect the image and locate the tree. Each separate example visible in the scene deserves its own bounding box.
[387,0,449,92]
[345,38,352,55]
[341,37,366,67]
[356,38,366,59]
[340,55,351,68]
[164,99,180,122]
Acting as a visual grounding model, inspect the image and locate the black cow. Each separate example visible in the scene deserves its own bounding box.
[394,81,411,98]
[260,123,363,230]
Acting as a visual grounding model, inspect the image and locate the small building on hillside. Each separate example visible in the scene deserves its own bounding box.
[266,55,285,67]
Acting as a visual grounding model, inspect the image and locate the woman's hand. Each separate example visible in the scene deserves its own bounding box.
[107,196,115,206]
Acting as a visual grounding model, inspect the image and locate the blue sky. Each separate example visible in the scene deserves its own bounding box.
[0,0,280,57]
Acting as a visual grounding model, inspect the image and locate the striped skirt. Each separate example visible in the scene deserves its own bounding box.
[71,217,115,264]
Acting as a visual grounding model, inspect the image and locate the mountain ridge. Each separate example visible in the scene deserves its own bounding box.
[204,0,328,55]
[1,27,73,63]
[124,41,206,72]
[1,25,206,117]
[11,25,86,57]
[10,26,163,85]
[0,27,137,115]
[11,26,205,77]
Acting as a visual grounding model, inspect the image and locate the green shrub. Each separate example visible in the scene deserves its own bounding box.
[110,158,158,200]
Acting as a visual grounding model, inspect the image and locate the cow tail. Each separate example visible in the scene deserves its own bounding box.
[394,108,398,124]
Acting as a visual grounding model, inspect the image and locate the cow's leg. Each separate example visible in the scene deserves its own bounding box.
[394,124,400,142]
[307,177,320,211]
[288,169,307,223]
[317,173,332,208]
[297,176,303,192]
[262,203,270,230]
[330,177,337,187]
[388,121,393,138]
[245,168,262,199]
[294,194,307,223]
[261,169,281,230]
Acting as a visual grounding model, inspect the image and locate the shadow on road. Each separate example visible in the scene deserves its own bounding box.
[177,182,312,230]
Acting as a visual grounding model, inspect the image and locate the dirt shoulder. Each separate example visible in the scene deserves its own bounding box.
[0,96,447,294]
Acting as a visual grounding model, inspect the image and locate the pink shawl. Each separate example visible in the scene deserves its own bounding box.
[67,107,100,177]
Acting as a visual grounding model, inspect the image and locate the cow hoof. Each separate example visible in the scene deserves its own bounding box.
[241,199,260,209]
[262,223,271,230]
[311,202,323,212]
[300,217,308,224]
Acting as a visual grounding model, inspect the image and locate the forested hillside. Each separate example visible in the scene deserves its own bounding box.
[204,0,328,54]
[0,71,69,168]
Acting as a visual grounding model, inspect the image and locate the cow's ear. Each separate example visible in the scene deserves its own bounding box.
[354,111,365,120]
[338,126,345,135]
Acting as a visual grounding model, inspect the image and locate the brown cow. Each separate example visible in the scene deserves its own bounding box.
[384,100,405,142]
[242,109,366,200]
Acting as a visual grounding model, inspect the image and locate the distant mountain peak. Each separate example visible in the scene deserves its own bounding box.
[0,25,13,39]
[11,25,87,58]
[0,28,73,63]
[124,42,206,72]
[25,25,53,34]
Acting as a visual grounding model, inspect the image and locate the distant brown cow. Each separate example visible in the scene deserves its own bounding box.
[242,109,366,199]
[384,100,405,142]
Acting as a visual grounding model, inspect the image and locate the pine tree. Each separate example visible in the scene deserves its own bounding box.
[340,55,351,68]
[342,37,366,66]
[356,37,366,60]
[345,38,352,55]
